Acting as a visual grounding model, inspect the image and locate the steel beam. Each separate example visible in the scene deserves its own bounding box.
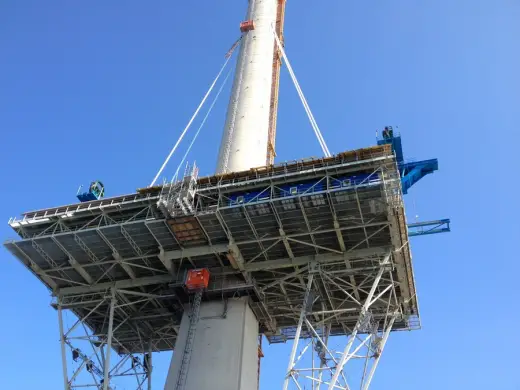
[103,288,117,390]
[147,339,153,390]
[327,253,391,390]
[7,241,58,289]
[360,315,397,390]
[56,275,179,296]
[58,305,70,390]
[282,265,315,390]
[163,243,229,260]
[56,247,390,297]
[246,247,389,272]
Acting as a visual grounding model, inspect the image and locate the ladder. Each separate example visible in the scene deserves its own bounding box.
[175,290,203,390]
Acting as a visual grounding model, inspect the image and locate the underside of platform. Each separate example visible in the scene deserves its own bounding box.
[5,144,418,354]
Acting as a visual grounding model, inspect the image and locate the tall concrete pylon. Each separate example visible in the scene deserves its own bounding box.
[216,0,278,174]
[165,1,278,389]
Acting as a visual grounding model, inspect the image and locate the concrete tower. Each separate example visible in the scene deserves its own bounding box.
[216,0,278,174]
[165,1,278,389]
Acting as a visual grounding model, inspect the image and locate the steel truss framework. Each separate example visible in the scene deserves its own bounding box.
[5,145,419,388]
[282,258,401,390]
[57,287,153,390]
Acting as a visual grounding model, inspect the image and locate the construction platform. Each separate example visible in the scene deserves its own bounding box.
[5,143,418,354]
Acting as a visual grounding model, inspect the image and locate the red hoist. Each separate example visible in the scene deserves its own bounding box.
[185,268,210,291]
[175,269,210,390]
[240,20,255,32]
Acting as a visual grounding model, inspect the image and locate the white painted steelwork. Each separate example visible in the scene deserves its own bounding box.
[216,0,278,174]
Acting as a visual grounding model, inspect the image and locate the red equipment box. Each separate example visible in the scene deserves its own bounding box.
[185,268,210,291]
[240,20,255,32]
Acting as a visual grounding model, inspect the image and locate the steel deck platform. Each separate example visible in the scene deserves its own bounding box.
[5,144,418,354]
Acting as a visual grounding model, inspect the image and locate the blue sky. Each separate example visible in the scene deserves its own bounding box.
[1,1,519,389]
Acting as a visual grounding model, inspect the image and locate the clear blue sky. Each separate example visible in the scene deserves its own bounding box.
[1,1,519,389]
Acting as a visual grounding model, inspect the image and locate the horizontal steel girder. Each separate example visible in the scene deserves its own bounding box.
[54,247,390,296]
[162,243,229,260]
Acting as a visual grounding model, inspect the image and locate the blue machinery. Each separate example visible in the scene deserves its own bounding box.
[378,126,451,237]
[77,180,105,202]
[227,173,380,205]
[408,219,451,237]
[227,127,451,238]
[377,126,437,195]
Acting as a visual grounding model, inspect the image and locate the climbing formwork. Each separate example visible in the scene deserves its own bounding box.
[5,143,417,389]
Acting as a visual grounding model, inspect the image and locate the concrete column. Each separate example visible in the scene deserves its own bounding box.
[165,298,259,390]
[216,0,278,173]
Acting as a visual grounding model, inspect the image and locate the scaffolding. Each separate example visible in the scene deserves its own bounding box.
[157,162,199,219]
[55,288,153,390]
[4,144,419,389]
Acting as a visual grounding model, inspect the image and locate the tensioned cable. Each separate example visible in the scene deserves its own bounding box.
[149,55,233,187]
[173,67,233,180]
[271,24,332,157]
